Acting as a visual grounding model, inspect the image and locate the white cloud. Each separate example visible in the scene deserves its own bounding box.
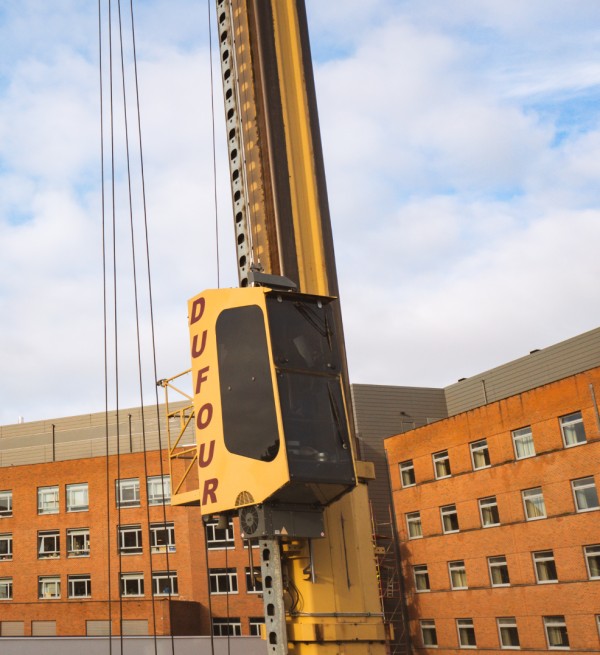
[0,1,599,424]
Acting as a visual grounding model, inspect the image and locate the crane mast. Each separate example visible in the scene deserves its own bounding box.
[170,1,389,652]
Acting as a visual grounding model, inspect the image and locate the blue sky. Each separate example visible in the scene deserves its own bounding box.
[0,0,599,424]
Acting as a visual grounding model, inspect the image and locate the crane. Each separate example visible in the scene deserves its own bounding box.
[165,2,389,652]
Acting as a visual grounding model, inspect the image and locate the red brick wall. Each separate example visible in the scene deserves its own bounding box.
[386,367,600,653]
[0,450,263,636]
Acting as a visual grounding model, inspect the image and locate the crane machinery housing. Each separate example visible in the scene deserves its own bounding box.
[166,2,390,653]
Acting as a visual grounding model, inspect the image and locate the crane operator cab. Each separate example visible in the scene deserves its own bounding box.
[185,283,356,536]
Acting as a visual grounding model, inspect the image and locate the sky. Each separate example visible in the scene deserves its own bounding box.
[0,0,599,425]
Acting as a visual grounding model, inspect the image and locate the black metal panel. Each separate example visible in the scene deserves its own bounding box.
[216,305,280,462]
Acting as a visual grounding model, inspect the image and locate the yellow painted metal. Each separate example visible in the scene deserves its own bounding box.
[187,286,291,514]
[284,483,388,654]
[270,0,329,297]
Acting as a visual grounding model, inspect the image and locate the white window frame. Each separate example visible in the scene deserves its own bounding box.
[413,565,430,592]
[497,617,520,650]
[0,577,12,600]
[470,439,491,470]
[0,491,12,517]
[152,571,178,596]
[38,486,59,514]
[433,450,451,479]
[209,568,238,595]
[68,574,91,598]
[39,576,61,599]
[544,616,570,650]
[512,427,535,459]
[38,531,60,559]
[245,567,263,594]
[116,478,140,508]
[522,487,547,520]
[120,572,144,597]
[440,504,459,534]
[249,617,265,637]
[584,545,600,580]
[66,483,88,512]
[479,496,500,527]
[457,618,477,649]
[147,475,171,506]
[0,534,12,561]
[420,620,438,647]
[205,517,235,550]
[488,556,510,587]
[406,512,422,539]
[118,525,142,554]
[449,560,467,590]
[533,550,558,584]
[212,618,241,637]
[150,522,176,553]
[560,411,586,447]
[67,528,90,557]
[399,460,416,487]
[571,476,599,512]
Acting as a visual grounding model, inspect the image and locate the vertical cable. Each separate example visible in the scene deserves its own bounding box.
[115,0,159,649]
[98,0,114,650]
[106,0,125,649]
[203,519,216,655]
[127,1,176,652]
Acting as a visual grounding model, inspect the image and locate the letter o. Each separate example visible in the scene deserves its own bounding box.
[196,403,213,430]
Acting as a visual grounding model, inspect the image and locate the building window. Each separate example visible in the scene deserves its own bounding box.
[413,565,430,592]
[116,478,140,508]
[0,578,12,600]
[522,487,547,520]
[533,550,558,583]
[68,575,91,598]
[66,483,88,512]
[488,556,510,587]
[67,528,90,557]
[205,517,235,549]
[209,568,238,595]
[249,617,265,637]
[498,617,520,649]
[572,476,599,512]
[399,460,416,487]
[406,512,423,539]
[512,427,535,459]
[38,486,59,514]
[470,439,490,470]
[433,450,451,479]
[440,504,459,533]
[544,616,569,649]
[152,571,178,596]
[212,618,241,637]
[420,620,438,647]
[584,545,600,579]
[118,525,142,554]
[597,615,600,639]
[457,619,476,649]
[479,496,500,527]
[150,522,175,553]
[0,534,12,561]
[120,573,144,597]
[449,560,467,590]
[560,411,586,447]
[0,491,12,517]
[39,576,61,599]
[38,531,60,559]
[147,475,171,506]
[245,567,263,593]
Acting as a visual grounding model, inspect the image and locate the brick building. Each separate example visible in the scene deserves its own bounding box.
[0,406,264,637]
[386,334,600,653]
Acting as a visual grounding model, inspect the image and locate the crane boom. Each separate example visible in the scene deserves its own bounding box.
[168,1,390,652]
